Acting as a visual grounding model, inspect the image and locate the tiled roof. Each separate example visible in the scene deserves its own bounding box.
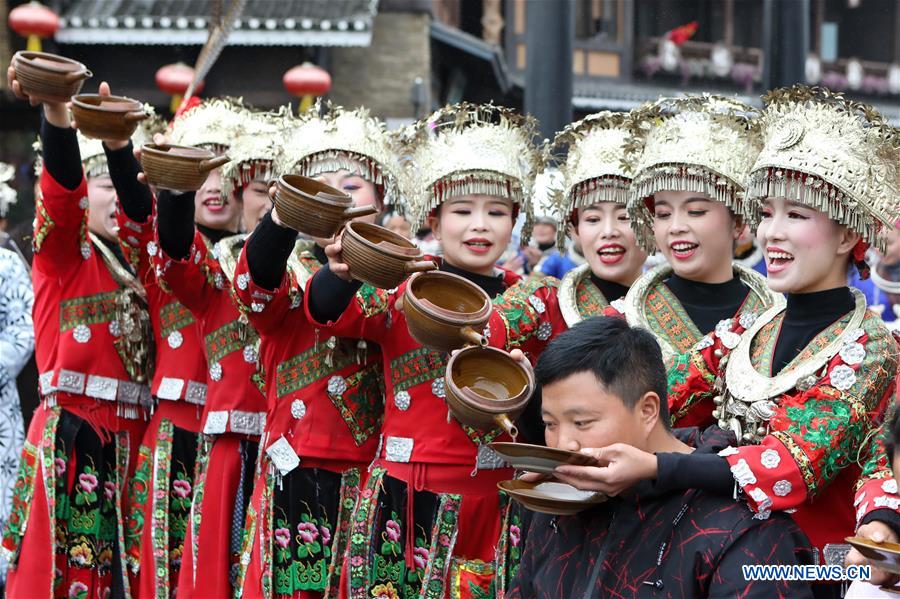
[55,0,378,46]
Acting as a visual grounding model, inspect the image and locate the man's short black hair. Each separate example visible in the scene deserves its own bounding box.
[534,316,671,428]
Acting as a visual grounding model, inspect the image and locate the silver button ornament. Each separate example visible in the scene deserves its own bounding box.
[73,324,92,343]
[167,330,183,349]
[209,362,223,381]
[528,295,546,314]
[838,342,866,366]
[327,375,347,397]
[829,364,856,391]
[537,321,552,341]
[291,399,306,420]
[394,390,411,411]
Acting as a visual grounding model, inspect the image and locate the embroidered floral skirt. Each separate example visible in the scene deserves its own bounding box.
[3,403,145,598]
[125,401,202,599]
[175,433,258,598]
[238,460,365,599]
[346,466,524,599]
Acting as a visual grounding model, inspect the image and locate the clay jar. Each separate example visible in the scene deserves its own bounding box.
[274,175,377,237]
[444,346,534,439]
[12,51,92,104]
[140,144,230,191]
[340,221,436,289]
[402,271,491,352]
[71,94,148,140]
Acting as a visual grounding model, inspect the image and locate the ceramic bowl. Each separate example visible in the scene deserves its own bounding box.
[71,94,148,140]
[497,479,606,516]
[341,221,436,289]
[444,346,534,438]
[488,442,601,474]
[402,271,491,352]
[274,175,377,237]
[140,144,230,191]
[846,536,900,575]
[12,51,92,104]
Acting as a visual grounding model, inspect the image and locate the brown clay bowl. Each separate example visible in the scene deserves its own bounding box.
[444,346,534,438]
[71,94,148,140]
[488,442,601,474]
[402,271,491,352]
[140,144,230,191]
[274,175,378,237]
[498,479,606,516]
[12,51,92,104]
[846,537,900,575]
[341,221,436,289]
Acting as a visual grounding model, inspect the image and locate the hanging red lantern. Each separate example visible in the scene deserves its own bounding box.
[155,62,204,114]
[8,1,60,52]
[283,63,332,112]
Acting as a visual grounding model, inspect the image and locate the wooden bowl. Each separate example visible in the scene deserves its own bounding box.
[498,479,606,516]
[140,144,230,192]
[12,51,92,104]
[847,537,900,575]
[274,175,377,237]
[488,442,601,474]
[444,346,534,438]
[402,271,491,352]
[341,221,436,289]
[72,94,148,140]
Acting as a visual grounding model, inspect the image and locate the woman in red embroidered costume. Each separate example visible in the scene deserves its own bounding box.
[555,87,899,598]
[603,96,781,428]
[146,99,273,598]
[231,104,391,599]
[3,69,153,598]
[303,103,563,598]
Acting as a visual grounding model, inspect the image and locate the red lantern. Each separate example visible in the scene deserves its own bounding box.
[8,1,60,52]
[283,63,332,112]
[156,62,204,114]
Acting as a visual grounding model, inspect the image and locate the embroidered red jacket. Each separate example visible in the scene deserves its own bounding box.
[154,231,266,436]
[117,208,208,406]
[233,243,383,464]
[304,258,558,469]
[718,309,897,554]
[602,264,778,428]
[32,170,151,412]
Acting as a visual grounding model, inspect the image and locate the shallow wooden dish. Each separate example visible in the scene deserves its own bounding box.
[12,51,92,104]
[444,346,533,438]
[274,175,377,237]
[847,536,900,575]
[403,271,491,352]
[498,479,606,515]
[489,442,601,474]
[72,94,148,140]
[140,144,230,191]
[341,221,435,288]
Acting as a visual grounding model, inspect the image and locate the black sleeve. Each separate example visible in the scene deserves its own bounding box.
[155,190,196,260]
[104,141,152,223]
[40,118,83,190]
[246,212,299,290]
[860,508,900,540]
[307,266,362,324]
[655,452,735,497]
